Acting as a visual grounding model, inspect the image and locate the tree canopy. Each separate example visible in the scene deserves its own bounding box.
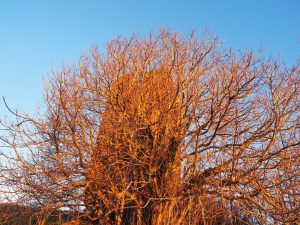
[0,30,299,224]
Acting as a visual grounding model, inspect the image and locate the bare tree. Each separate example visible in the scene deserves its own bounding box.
[0,30,299,224]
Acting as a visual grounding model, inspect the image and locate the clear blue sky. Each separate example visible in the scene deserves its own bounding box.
[0,0,299,116]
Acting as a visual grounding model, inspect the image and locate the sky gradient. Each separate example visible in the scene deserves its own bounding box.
[0,0,299,116]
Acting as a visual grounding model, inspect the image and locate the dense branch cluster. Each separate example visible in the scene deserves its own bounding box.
[0,30,299,224]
